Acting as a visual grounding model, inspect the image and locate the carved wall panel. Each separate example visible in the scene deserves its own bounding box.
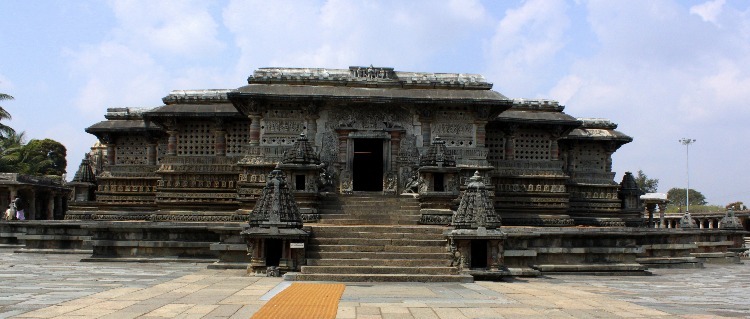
[226,120,250,156]
[570,143,607,173]
[486,127,505,166]
[432,108,475,147]
[177,121,215,156]
[115,135,148,165]
[323,105,410,131]
[514,130,551,161]
[261,106,307,146]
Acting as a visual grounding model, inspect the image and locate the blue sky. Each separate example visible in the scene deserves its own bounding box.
[1,0,748,205]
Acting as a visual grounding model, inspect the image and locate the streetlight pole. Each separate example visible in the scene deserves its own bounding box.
[679,138,696,214]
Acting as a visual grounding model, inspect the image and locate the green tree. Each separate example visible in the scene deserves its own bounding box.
[20,139,67,176]
[667,188,707,207]
[0,93,16,138]
[725,201,747,210]
[0,136,66,176]
[634,170,659,193]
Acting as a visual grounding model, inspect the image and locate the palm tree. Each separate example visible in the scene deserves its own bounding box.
[0,131,26,172]
[0,93,15,138]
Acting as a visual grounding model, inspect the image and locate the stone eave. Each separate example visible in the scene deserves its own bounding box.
[85,120,162,134]
[228,84,510,105]
[142,103,243,119]
[494,110,581,126]
[563,128,633,143]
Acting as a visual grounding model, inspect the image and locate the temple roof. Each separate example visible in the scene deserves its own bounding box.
[85,119,158,133]
[248,66,494,90]
[564,118,633,142]
[162,89,233,104]
[494,99,580,126]
[231,84,509,105]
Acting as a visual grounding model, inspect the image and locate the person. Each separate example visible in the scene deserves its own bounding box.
[4,205,11,220]
[13,196,24,221]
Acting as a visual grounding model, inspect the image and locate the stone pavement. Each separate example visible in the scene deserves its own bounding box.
[0,249,748,318]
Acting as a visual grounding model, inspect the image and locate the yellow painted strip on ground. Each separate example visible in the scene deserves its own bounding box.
[252,283,346,319]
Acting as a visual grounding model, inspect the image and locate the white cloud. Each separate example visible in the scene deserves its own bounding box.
[222,0,493,76]
[109,0,225,58]
[0,73,14,92]
[484,0,570,97]
[555,0,750,204]
[690,0,725,25]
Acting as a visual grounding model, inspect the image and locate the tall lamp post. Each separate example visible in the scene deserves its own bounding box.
[679,138,696,215]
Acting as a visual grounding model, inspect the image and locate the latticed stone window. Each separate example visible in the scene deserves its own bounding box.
[573,144,606,172]
[486,128,505,166]
[115,135,148,165]
[177,121,215,156]
[226,121,249,156]
[514,131,550,160]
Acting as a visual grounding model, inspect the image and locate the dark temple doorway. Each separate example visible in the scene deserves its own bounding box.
[265,239,282,267]
[353,139,384,191]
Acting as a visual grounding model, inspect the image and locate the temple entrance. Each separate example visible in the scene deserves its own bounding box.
[265,239,282,267]
[353,139,384,191]
[470,240,488,269]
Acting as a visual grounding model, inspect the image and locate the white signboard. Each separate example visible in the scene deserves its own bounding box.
[290,243,305,249]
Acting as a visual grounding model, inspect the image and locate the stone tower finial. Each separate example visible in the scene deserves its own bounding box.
[72,153,96,183]
[419,136,456,168]
[452,171,501,229]
[249,169,303,228]
[282,132,321,165]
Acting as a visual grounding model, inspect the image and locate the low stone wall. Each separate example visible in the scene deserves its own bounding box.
[0,221,746,277]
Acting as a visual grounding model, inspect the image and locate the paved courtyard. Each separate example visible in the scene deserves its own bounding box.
[0,248,748,318]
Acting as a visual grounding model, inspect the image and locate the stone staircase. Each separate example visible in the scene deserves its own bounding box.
[291,225,472,282]
[316,194,422,225]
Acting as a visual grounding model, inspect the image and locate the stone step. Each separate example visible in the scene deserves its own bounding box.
[300,265,457,275]
[316,218,421,225]
[308,244,446,254]
[313,231,444,240]
[310,225,446,235]
[307,251,451,260]
[306,258,450,267]
[309,238,445,246]
[287,273,473,283]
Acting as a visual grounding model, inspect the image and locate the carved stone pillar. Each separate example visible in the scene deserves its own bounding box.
[658,203,667,228]
[146,142,157,165]
[504,125,517,161]
[645,203,656,228]
[249,114,262,147]
[421,121,431,147]
[214,120,227,157]
[336,130,351,165]
[46,194,54,220]
[474,120,487,147]
[167,130,178,156]
[389,131,401,165]
[307,117,319,147]
[28,189,36,220]
[106,144,116,166]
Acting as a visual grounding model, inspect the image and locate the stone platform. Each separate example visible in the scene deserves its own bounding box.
[1,250,749,318]
[1,219,746,282]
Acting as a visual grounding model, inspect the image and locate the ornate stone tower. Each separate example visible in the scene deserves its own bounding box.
[68,154,97,203]
[242,169,308,275]
[276,133,325,222]
[618,172,644,225]
[445,172,506,275]
[417,137,461,225]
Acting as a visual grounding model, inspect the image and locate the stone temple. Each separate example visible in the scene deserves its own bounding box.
[78,66,636,226]
[33,66,743,281]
